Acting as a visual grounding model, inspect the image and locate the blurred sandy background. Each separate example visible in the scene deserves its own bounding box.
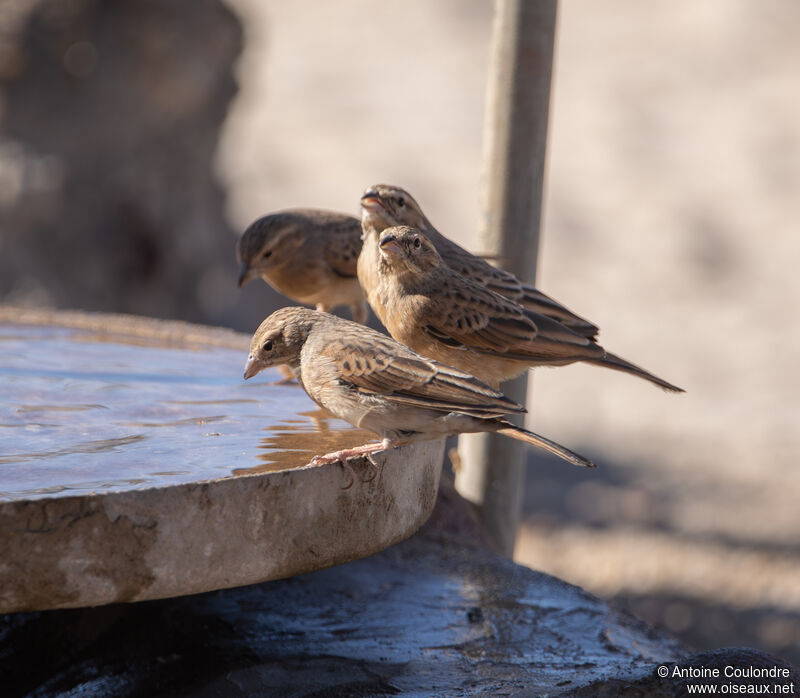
[2,0,798,665]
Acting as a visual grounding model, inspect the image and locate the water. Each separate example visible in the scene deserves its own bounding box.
[0,322,374,501]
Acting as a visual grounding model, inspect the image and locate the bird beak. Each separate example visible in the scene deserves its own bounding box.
[360,190,385,212]
[379,233,403,257]
[238,262,254,288]
[243,354,265,380]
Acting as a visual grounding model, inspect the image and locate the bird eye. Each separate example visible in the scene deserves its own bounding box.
[397,197,405,208]
[262,339,273,351]
[262,249,272,259]
[413,237,421,249]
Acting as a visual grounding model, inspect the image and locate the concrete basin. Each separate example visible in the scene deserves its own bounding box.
[0,308,444,612]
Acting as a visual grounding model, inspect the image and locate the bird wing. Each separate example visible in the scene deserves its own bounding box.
[319,329,523,418]
[437,237,524,296]
[435,232,600,339]
[517,285,600,339]
[419,272,593,361]
[321,217,363,278]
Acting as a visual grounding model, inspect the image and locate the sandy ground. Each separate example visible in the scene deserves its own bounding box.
[217,0,800,663]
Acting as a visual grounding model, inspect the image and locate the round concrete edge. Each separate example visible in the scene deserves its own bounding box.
[0,439,445,613]
[0,305,250,350]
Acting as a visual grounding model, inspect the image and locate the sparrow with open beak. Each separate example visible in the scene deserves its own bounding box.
[358,183,598,338]
[237,209,367,323]
[243,306,596,469]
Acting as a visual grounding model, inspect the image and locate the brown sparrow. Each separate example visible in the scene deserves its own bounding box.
[237,209,367,323]
[243,307,595,469]
[374,226,683,392]
[358,183,598,338]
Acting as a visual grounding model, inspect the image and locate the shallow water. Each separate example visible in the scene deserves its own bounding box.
[0,323,373,501]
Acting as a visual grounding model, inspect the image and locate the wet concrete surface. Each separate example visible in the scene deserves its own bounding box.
[0,310,443,612]
[0,319,374,499]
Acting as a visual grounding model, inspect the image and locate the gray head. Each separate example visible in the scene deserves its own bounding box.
[236,213,307,288]
[360,184,430,233]
[378,225,442,279]
[243,306,319,379]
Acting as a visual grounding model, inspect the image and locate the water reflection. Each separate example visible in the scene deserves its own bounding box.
[119,415,226,428]
[234,409,375,475]
[0,434,146,465]
[0,320,369,501]
[17,403,108,413]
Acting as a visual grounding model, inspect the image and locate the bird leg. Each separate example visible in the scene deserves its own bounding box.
[310,440,388,466]
[310,440,392,488]
[351,301,368,325]
[273,364,296,383]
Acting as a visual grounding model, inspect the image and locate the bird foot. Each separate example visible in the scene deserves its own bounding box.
[309,442,386,489]
[360,452,380,483]
[269,364,297,385]
[309,442,386,466]
[447,446,463,474]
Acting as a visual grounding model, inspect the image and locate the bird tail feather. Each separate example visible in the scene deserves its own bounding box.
[495,422,596,468]
[588,352,684,393]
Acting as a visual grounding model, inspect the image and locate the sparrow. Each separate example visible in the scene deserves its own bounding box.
[358,183,598,338]
[237,209,367,323]
[374,226,683,392]
[243,307,595,469]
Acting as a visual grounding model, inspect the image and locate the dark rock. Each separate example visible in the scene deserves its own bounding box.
[1,505,688,696]
[3,471,796,696]
[575,647,800,697]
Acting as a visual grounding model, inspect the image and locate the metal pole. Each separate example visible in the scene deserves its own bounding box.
[455,0,557,556]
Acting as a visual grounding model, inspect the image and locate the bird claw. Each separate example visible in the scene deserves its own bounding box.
[309,451,348,466]
[309,445,384,489]
[361,453,380,483]
[308,453,355,489]
[339,461,355,490]
[271,364,297,384]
